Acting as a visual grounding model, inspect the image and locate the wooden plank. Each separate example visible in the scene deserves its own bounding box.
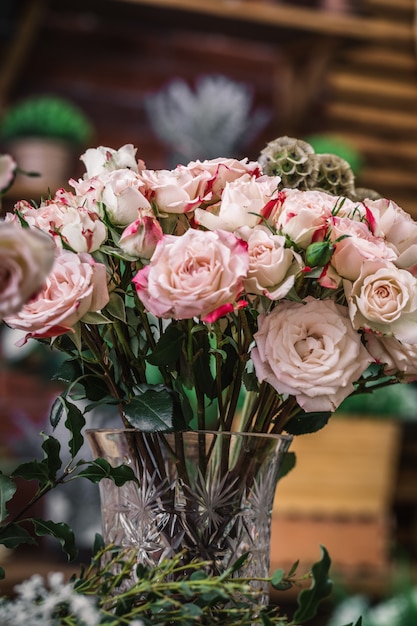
[327,102,417,131]
[329,72,417,101]
[271,515,391,571]
[341,46,417,72]
[111,0,413,42]
[329,131,417,162]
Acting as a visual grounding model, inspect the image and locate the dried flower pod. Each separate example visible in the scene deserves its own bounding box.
[350,186,382,202]
[258,136,319,189]
[314,153,355,196]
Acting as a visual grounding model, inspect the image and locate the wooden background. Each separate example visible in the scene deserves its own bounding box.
[1,0,417,214]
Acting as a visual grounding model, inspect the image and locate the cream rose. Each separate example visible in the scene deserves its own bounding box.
[365,332,417,382]
[4,250,109,341]
[330,216,397,281]
[238,225,303,299]
[345,260,417,343]
[133,228,249,321]
[0,223,55,319]
[251,297,373,412]
[194,174,280,232]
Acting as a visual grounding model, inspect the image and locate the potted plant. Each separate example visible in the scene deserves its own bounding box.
[0,94,94,199]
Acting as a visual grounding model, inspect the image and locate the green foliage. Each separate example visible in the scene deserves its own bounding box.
[12,544,329,625]
[0,95,94,145]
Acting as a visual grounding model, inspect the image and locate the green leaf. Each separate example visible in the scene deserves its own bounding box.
[270,568,285,588]
[0,474,17,522]
[78,459,137,486]
[106,292,126,322]
[41,434,62,478]
[63,400,86,457]
[123,387,187,431]
[0,566,4,580]
[285,412,331,435]
[53,358,83,385]
[81,311,111,324]
[32,519,77,561]
[0,523,36,549]
[49,395,67,428]
[293,545,333,623]
[12,460,51,486]
[278,451,296,480]
[146,323,185,366]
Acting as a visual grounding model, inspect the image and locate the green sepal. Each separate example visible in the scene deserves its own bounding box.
[284,412,331,435]
[293,545,333,623]
[32,518,77,561]
[305,241,334,267]
[0,474,17,523]
[78,458,137,486]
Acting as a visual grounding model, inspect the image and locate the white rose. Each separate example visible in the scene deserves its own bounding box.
[345,260,417,343]
[251,297,372,412]
[238,225,302,299]
[0,223,55,318]
[72,169,151,226]
[80,144,140,177]
[195,174,280,232]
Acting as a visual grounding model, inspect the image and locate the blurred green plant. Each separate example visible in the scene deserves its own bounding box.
[0,95,94,146]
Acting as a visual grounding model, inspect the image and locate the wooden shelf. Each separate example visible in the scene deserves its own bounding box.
[112,0,413,42]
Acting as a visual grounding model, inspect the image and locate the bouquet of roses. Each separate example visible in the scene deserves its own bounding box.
[3,136,416,437]
[1,136,417,597]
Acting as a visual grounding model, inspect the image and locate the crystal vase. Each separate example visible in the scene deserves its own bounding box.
[86,429,292,602]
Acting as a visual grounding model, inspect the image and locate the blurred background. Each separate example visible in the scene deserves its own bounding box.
[1,1,417,624]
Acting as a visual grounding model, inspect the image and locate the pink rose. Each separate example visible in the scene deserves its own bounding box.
[138,165,211,214]
[187,157,261,201]
[330,216,397,281]
[133,228,249,320]
[119,210,163,259]
[366,332,417,382]
[194,174,280,232]
[11,191,107,253]
[251,297,373,412]
[4,250,109,342]
[270,189,340,248]
[238,225,303,299]
[345,260,417,343]
[0,223,55,319]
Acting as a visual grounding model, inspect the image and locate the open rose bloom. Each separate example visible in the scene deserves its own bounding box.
[4,138,417,436]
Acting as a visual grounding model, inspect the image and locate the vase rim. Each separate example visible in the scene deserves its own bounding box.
[85,428,293,442]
